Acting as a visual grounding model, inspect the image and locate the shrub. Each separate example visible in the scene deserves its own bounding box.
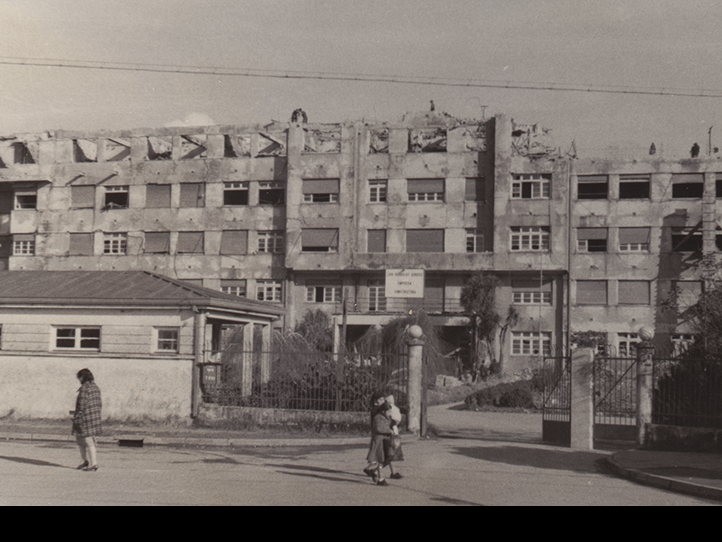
[464,380,537,410]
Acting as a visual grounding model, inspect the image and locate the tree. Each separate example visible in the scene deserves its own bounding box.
[294,308,334,352]
[460,272,519,377]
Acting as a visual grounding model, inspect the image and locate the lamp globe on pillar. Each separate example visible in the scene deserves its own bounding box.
[408,324,423,340]
[638,326,654,343]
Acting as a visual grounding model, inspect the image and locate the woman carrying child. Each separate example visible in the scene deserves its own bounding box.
[363,395,394,486]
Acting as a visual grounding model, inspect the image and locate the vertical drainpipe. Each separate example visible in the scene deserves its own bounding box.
[192,308,206,418]
[566,158,574,355]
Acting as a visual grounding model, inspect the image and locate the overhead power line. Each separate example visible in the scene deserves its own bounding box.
[1,56,722,98]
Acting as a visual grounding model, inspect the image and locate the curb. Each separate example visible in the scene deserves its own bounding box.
[0,430,369,448]
[606,455,722,502]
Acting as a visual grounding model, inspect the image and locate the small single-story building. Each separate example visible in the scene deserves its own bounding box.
[0,271,283,423]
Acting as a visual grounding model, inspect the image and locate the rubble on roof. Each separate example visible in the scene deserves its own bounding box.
[511,120,560,158]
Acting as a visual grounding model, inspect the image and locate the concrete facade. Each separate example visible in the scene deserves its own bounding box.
[1,110,721,375]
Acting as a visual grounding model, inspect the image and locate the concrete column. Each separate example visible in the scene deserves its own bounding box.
[571,348,594,450]
[241,322,254,397]
[406,325,425,435]
[192,310,207,418]
[636,340,655,448]
[260,324,271,385]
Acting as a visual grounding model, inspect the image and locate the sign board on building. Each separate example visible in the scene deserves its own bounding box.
[385,269,425,298]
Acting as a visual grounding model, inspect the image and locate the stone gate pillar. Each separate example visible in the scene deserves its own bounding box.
[406,325,425,435]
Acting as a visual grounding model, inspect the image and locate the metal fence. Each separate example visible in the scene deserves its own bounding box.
[653,357,722,429]
[542,356,571,423]
[594,356,637,426]
[202,350,409,413]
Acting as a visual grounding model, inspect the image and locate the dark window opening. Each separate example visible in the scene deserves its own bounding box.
[716,179,722,198]
[672,231,703,252]
[672,183,703,198]
[104,190,128,209]
[13,143,35,165]
[224,183,249,206]
[259,188,285,205]
[586,239,607,252]
[578,182,608,199]
[619,181,650,199]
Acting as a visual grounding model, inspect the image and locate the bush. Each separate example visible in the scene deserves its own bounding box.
[464,380,537,410]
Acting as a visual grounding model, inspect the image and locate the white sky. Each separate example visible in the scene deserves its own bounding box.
[1,0,721,157]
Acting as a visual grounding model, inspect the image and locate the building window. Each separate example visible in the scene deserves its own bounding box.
[256,280,282,302]
[221,279,247,297]
[257,231,284,254]
[466,229,485,253]
[258,181,285,205]
[302,179,339,203]
[301,229,339,252]
[155,328,180,352]
[367,230,387,253]
[13,235,35,255]
[104,186,129,209]
[179,183,205,208]
[406,229,444,253]
[407,179,444,202]
[55,327,101,351]
[511,332,551,356]
[617,333,640,358]
[619,175,650,199]
[368,279,387,312]
[14,189,37,210]
[224,182,249,206]
[69,233,94,256]
[672,227,703,252]
[577,175,608,200]
[618,280,651,305]
[510,227,549,251]
[369,180,387,203]
[71,185,95,209]
[465,177,485,202]
[177,232,204,254]
[512,174,550,199]
[577,228,608,252]
[619,227,650,252]
[672,334,696,356]
[146,184,171,208]
[220,230,248,255]
[103,233,127,255]
[13,142,35,165]
[716,173,722,198]
[144,232,170,254]
[409,128,447,153]
[512,278,553,305]
[674,281,702,308]
[180,135,207,160]
[306,285,342,303]
[576,280,607,305]
[672,174,704,198]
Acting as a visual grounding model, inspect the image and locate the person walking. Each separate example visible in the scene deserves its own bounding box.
[363,395,394,486]
[72,369,102,472]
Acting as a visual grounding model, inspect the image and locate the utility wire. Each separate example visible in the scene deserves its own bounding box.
[1,56,722,99]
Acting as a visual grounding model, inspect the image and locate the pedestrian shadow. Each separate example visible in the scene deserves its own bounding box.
[450,445,610,474]
[268,463,370,486]
[0,455,71,469]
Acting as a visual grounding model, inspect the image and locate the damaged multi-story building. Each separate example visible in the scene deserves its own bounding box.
[0,108,720,373]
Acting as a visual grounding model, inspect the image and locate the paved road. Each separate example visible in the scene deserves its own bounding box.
[0,436,716,506]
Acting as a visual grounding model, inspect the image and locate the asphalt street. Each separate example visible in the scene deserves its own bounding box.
[0,434,717,506]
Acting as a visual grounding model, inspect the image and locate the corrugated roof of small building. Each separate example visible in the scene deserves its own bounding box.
[0,271,284,317]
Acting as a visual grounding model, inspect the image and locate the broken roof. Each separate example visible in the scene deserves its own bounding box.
[0,270,284,318]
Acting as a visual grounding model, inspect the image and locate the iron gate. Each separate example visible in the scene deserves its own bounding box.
[593,356,637,442]
[542,356,571,446]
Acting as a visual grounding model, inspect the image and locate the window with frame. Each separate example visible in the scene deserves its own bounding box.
[256,280,282,302]
[14,189,37,210]
[302,179,339,203]
[617,333,640,358]
[407,179,444,202]
[672,334,696,356]
[619,227,650,252]
[512,174,550,199]
[258,181,285,205]
[618,280,651,305]
[179,183,205,208]
[104,185,129,209]
[71,185,95,209]
[511,332,551,356]
[223,182,249,206]
[466,229,485,253]
[465,177,485,202]
[155,328,179,352]
[407,229,444,252]
[54,327,101,351]
[13,234,34,255]
[221,279,247,297]
[672,174,704,198]
[257,231,284,254]
[510,226,549,251]
[301,229,339,252]
[144,232,170,254]
[577,228,607,253]
[368,279,387,312]
[369,180,387,203]
[576,280,607,305]
[577,175,608,200]
[103,232,127,255]
[672,227,703,252]
[177,232,204,254]
[306,284,342,303]
[512,278,553,305]
[619,175,650,199]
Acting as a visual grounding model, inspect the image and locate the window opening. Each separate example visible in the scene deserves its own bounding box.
[257,231,284,254]
[258,181,285,205]
[104,186,129,209]
[369,180,387,203]
[577,175,608,199]
[223,182,249,206]
[103,233,127,255]
[619,175,650,199]
[512,174,550,199]
[510,227,550,251]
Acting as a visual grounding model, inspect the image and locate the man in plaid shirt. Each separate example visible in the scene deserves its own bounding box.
[72,369,102,472]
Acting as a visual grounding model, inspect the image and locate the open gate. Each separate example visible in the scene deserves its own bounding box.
[542,356,571,446]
